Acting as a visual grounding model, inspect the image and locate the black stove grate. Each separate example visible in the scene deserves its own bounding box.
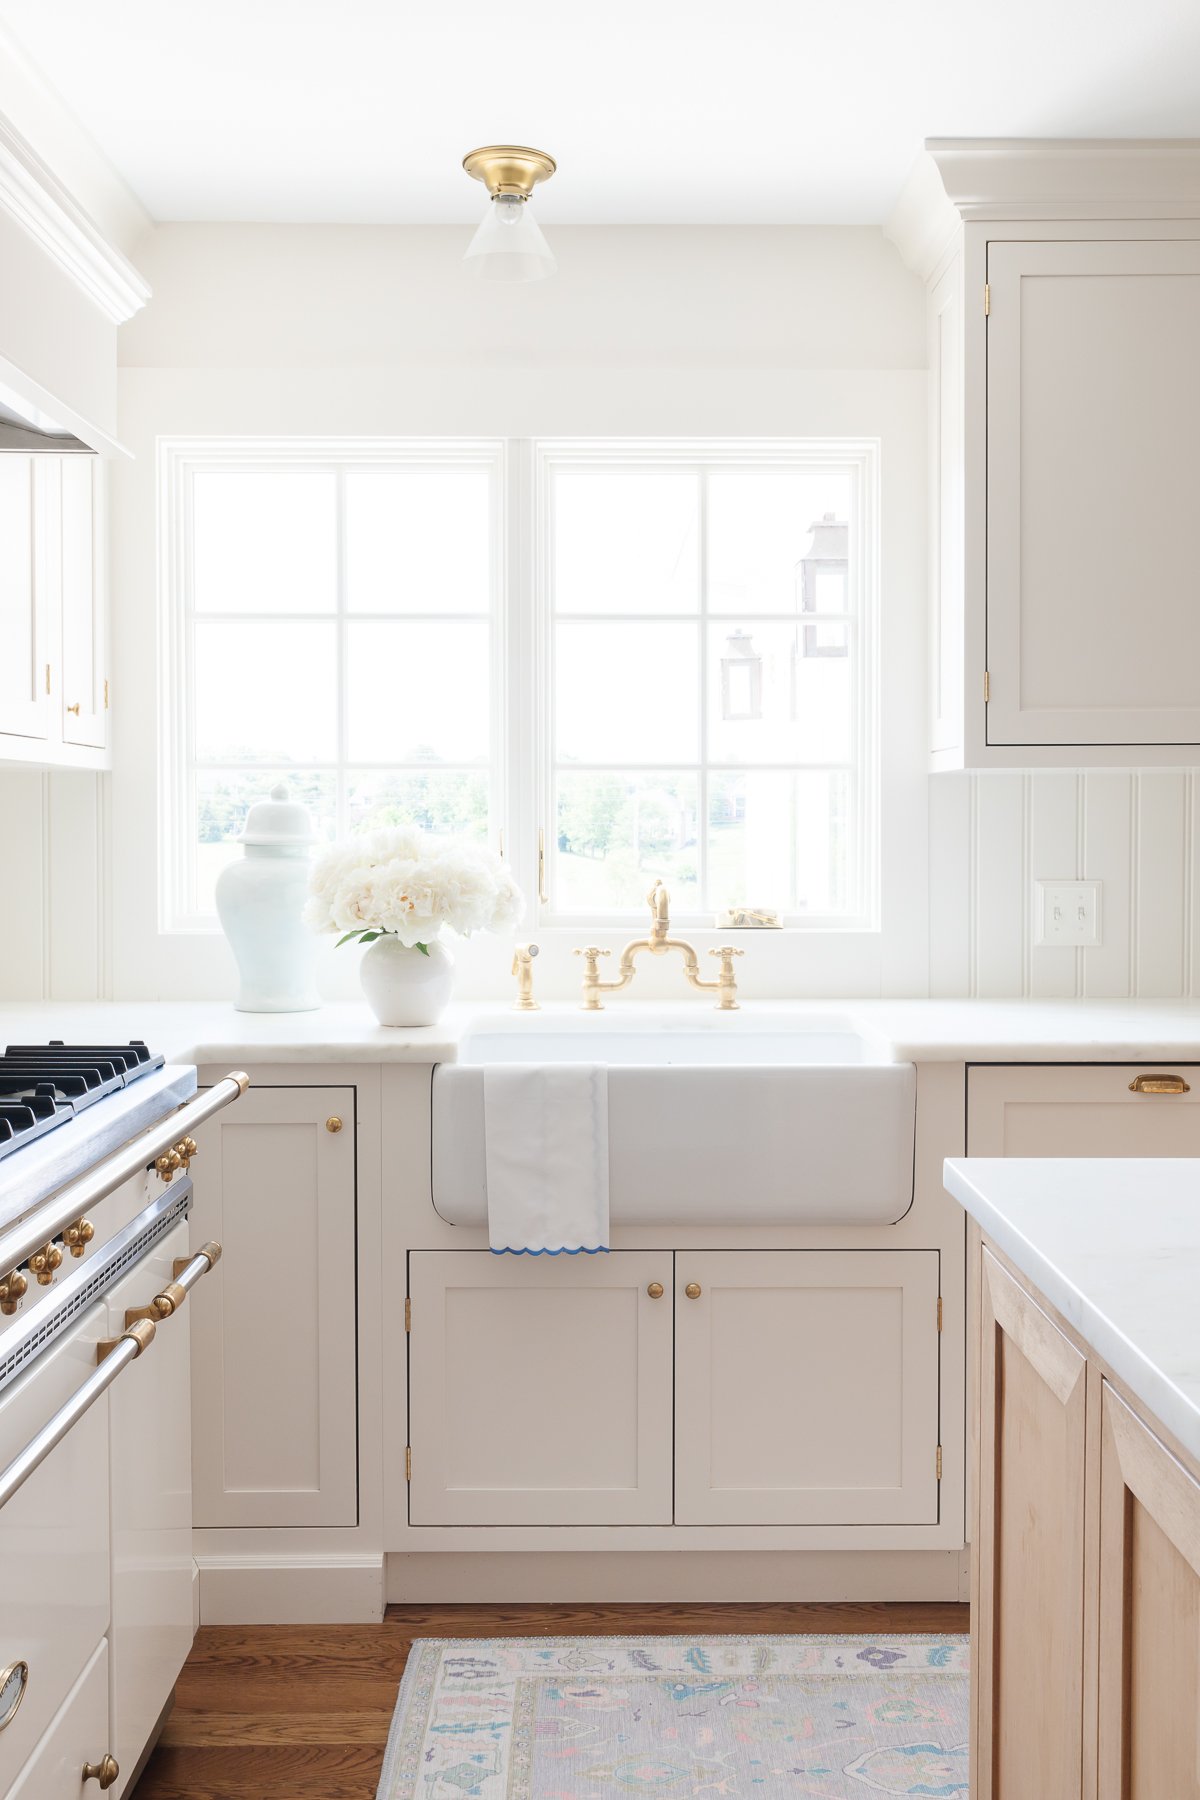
[0,1041,166,1162]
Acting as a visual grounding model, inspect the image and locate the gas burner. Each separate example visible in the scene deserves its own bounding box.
[0,1043,166,1162]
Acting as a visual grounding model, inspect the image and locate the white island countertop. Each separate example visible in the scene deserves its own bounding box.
[1,996,1199,1066]
[944,1156,1200,1467]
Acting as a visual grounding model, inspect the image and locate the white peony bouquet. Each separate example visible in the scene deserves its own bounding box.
[305,826,523,954]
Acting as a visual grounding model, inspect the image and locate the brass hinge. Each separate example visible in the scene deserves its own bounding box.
[404,1295,411,1333]
[936,1295,943,1332]
[983,670,990,704]
[983,282,991,316]
[936,1445,943,1481]
[405,1446,412,1482]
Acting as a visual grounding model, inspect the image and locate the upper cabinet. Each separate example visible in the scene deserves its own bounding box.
[0,453,109,768]
[893,139,1200,767]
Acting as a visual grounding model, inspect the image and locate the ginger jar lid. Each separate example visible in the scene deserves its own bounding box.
[238,783,316,847]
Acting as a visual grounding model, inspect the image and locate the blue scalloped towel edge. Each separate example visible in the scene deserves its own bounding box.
[489,1245,611,1257]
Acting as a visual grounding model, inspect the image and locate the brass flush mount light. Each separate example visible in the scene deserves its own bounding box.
[462,145,557,282]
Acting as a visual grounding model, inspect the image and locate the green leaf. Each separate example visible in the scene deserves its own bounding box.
[416,941,431,956]
[358,930,384,943]
[335,931,363,949]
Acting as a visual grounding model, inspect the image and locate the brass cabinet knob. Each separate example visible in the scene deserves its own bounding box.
[154,1148,183,1182]
[63,1217,95,1258]
[326,1115,343,1133]
[0,1270,27,1315]
[83,1753,119,1788]
[646,1282,664,1299]
[66,702,81,716]
[684,1282,702,1300]
[28,1242,63,1286]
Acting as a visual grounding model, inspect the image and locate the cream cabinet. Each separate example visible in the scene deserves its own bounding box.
[6,1640,113,1800]
[674,1250,941,1527]
[967,1062,1200,1157]
[187,1084,358,1528]
[408,1248,942,1532]
[106,1220,194,1797]
[408,1250,674,1526]
[972,1244,1200,1800]
[0,452,108,767]
[903,144,1200,767]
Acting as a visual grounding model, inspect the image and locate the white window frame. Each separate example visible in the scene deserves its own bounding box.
[158,436,508,933]
[524,438,881,931]
[159,435,879,936]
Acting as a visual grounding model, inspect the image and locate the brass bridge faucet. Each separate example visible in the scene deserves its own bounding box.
[574,881,743,1011]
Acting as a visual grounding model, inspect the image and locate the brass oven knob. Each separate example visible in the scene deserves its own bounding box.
[63,1217,95,1258]
[0,1270,28,1315]
[647,1282,664,1299]
[83,1753,119,1788]
[684,1282,702,1300]
[175,1135,199,1165]
[154,1148,183,1182]
[28,1242,64,1286]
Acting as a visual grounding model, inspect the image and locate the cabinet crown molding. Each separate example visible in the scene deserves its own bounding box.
[887,137,1200,275]
[0,110,151,324]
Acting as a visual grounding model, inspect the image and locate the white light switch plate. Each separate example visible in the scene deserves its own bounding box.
[1035,879,1102,947]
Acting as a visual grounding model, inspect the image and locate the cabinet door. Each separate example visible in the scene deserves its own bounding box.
[674,1250,940,1527]
[0,455,48,741]
[188,1085,357,1527]
[986,238,1200,747]
[60,457,106,751]
[408,1250,674,1525]
[968,1064,1200,1157]
[6,1640,113,1800]
[974,1249,1087,1800]
[1097,1383,1200,1798]
[106,1220,193,1796]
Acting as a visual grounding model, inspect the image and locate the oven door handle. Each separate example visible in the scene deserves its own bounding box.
[124,1240,221,1326]
[0,1320,159,1513]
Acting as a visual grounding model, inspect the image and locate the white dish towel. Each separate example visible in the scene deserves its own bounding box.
[483,1063,610,1255]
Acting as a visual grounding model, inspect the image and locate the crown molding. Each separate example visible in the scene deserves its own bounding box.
[927,137,1200,222]
[884,154,961,281]
[0,110,151,323]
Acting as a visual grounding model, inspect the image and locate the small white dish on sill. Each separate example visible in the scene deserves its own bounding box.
[360,935,455,1027]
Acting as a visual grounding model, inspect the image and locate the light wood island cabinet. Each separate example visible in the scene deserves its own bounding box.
[972,1242,1200,1799]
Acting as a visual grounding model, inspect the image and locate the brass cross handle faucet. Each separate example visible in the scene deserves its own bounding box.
[575,882,743,1011]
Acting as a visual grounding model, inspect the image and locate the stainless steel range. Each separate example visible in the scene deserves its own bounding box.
[0,1043,247,1800]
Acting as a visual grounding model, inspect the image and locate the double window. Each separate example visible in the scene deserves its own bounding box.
[161,438,878,932]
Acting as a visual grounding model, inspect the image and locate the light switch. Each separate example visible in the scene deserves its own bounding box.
[1035,880,1102,947]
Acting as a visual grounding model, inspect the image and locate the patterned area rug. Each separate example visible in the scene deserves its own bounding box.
[376,1634,969,1798]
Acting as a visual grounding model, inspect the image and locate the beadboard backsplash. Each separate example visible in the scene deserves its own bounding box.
[930,771,1200,1000]
[2,766,1198,1003]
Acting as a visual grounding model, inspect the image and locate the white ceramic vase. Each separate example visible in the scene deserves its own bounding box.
[214,783,321,1013]
[359,935,454,1027]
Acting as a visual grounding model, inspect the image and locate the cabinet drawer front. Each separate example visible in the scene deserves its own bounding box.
[408,1250,674,1526]
[1097,1383,1200,1796]
[974,1250,1087,1800]
[986,237,1200,747]
[968,1063,1200,1157]
[674,1250,941,1527]
[189,1085,357,1527]
[7,1639,111,1800]
[0,1310,110,1790]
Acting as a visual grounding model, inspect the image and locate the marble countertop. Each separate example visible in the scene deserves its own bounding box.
[944,1156,1200,1467]
[0,996,1198,1066]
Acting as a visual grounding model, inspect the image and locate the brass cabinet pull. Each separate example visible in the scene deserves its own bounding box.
[646,1282,664,1299]
[326,1115,343,1133]
[684,1282,702,1300]
[96,1318,156,1365]
[83,1753,119,1789]
[1129,1074,1191,1094]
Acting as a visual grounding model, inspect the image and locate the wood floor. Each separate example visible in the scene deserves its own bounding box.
[131,1599,968,1799]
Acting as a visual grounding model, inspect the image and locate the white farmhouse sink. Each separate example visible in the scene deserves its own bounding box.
[432,1012,916,1229]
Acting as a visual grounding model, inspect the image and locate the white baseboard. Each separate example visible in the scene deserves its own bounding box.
[386,1549,971,1606]
[197,1552,386,1624]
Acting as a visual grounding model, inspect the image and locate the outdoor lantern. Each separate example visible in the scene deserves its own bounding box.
[721,630,763,720]
[796,512,849,657]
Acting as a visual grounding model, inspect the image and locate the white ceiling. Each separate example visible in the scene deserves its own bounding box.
[3,0,1200,225]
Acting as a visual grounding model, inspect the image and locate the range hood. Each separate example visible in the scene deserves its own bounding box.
[0,392,95,454]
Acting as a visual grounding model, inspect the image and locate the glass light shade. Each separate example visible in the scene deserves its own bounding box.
[464,193,556,283]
